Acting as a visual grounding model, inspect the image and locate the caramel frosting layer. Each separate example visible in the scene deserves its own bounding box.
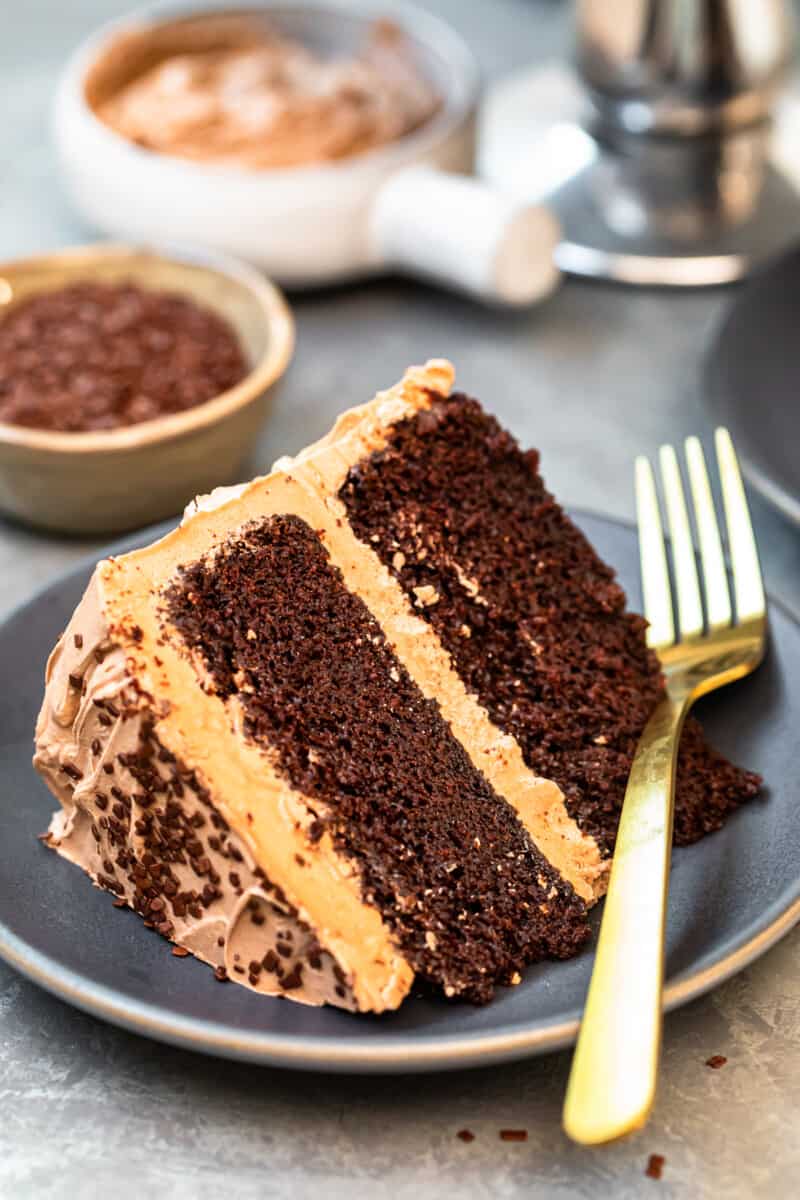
[89,15,441,169]
[35,360,607,1013]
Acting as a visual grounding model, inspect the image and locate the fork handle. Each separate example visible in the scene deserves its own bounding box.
[563,691,688,1145]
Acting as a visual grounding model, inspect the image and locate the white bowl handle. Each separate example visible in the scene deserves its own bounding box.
[370,165,561,307]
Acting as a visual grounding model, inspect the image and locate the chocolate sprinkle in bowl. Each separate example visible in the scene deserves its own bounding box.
[0,243,294,534]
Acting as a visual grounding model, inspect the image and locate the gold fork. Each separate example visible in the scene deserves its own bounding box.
[562,429,767,1146]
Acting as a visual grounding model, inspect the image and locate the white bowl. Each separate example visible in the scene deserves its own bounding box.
[54,0,479,288]
[54,1,561,306]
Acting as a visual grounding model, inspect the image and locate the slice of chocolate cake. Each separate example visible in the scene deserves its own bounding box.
[34,360,760,1012]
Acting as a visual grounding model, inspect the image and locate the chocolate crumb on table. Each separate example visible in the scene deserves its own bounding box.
[645,1154,666,1180]
[456,1130,475,1143]
[499,1129,528,1142]
[706,1054,728,1069]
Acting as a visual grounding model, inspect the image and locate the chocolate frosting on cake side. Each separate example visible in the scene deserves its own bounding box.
[35,578,359,1010]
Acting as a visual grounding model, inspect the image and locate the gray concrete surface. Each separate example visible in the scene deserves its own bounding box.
[1,2,799,1197]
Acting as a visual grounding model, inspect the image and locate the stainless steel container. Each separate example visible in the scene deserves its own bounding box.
[577,0,793,136]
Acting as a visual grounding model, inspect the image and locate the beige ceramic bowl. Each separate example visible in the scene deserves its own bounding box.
[0,243,294,534]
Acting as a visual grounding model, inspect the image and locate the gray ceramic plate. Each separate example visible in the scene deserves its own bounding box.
[1,512,799,1073]
[706,243,800,526]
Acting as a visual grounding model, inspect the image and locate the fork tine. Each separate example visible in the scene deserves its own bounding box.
[635,455,675,649]
[659,444,704,639]
[715,428,766,623]
[685,437,732,632]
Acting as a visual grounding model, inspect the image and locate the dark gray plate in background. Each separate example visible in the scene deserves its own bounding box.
[706,243,800,526]
[1,512,798,1073]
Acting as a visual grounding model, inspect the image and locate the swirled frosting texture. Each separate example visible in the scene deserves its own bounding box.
[90,16,441,169]
[35,580,360,1009]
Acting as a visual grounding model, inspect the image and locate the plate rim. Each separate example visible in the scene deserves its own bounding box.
[705,244,800,528]
[2,510,799,1074]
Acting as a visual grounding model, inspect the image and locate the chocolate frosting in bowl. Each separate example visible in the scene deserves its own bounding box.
[87,13,442,169]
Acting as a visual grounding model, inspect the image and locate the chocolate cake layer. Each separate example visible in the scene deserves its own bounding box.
[339,394,761,855]
[165,514,589,1002]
